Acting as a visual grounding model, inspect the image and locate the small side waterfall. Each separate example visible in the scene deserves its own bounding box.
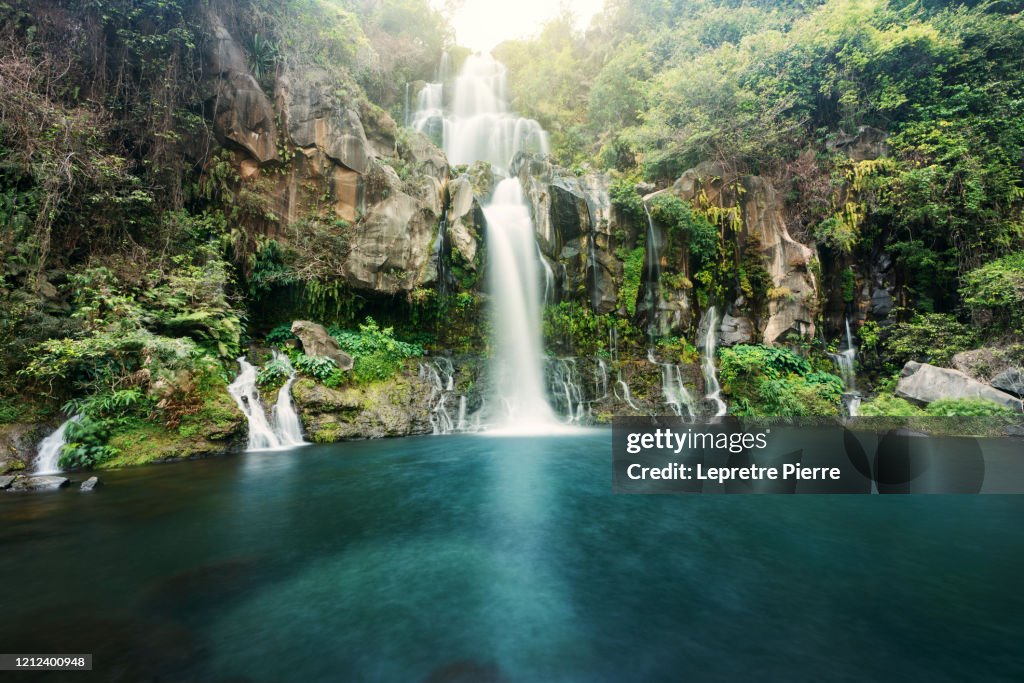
[548,358,587,424]
[420,358,463,435]
[34,415,80,474]
[700,307,728,417]
[269,351,307,448]
[228,356,306,451]
[833,317,861,416]
[647,348,697,417]
[594,358,609,401]
[642,202,663,339]
[614,376,641,412]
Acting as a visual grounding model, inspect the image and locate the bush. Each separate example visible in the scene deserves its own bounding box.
[293,354,338,382]
[328,317,424,385]
[961,252,1024,332]
[883,313,976,367]
[719,345,844,416]
[60,417,119,470]
[923,398,1016,417]
[857,395,923,417]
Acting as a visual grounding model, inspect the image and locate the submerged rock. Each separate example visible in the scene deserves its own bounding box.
[291,321,355,371]
[895,361,1024,411]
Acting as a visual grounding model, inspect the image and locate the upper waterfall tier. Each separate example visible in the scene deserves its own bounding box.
[413,54,549,172]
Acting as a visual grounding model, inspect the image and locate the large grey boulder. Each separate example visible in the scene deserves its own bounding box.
[0,476,14,490]
[6,475,70,492]
[290,321,354,371]
[991,368,1024,398]
[719,312,755,346]
[895,361,1023,411]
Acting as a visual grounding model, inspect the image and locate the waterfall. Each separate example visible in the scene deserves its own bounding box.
[700,307,728,417]
[834,317,861,417]
[420,358,465,435]
[486,179,558,427]
[646,349,696,417]
[269,351,307,447]
[642,201,663,339]
[228,356,306,451]
[594,358,609,401]
[614,376,641,412]
[548,358,587,424]
[33,415,80,474]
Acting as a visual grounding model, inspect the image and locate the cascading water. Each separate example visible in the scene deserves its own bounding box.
[642,202,663,340]
[33,415,81,474]
[228,356,306,451]
[420,358,464,435]
[648,349,696,418]
[833,317,861,417]
[594,358,609,401]
[548,358,587,424]
[269,351,307,448]
[700,307,728,417]
[485,178,558,427]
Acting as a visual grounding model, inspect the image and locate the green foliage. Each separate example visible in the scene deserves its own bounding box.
[649,194,720,271]
[619,246,646,316]
[60,417,118,470]
[256,357,291,388]
[857,395,922,417]
[543,302,642,356]
[328,317,424,385]
[840,268,857,303]
[883,312,976,367]
[719,344,844,416]
[923,398,1015,417]
[293,354,338,382]
[609,179,646,226]
[961,252,1024,332]
[266,324,297,346]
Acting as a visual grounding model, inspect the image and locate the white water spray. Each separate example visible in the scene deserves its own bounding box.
[833,317,861,417]
[701,307,728,417]
[33,415,81,474]
[228,356,306,451]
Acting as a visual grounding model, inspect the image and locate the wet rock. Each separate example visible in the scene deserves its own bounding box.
[292,373,433,440]
[719,312,755,346]
[870,287,894,318]
[895,361,1024,411]
[291,321,354,371]
[1006,424,1024,438]
[991,368,1024,398]
[80,476,101,491]
[7,475,70,492]
[0,475,14,490]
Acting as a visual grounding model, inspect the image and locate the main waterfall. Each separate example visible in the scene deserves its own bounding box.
[413,54,558,430]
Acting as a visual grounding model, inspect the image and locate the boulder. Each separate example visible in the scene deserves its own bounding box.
[290,321,354,371]
[895,361,1023,411]
[951,347,1021,382]
[719,312,755,346]
[80,476,101,491]
[7,475,70,492]
[870,287,894,318]
[0,476,14,490]
[281,67,371,174]
[991,368,1024,398]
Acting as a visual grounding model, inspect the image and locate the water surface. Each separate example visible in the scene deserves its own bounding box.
[1,431,1022,681]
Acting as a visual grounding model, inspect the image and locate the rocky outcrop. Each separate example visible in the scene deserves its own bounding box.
[719,312,755,346]
[512,154,623,313]
[0,423,44,474]
[952,347,1024,383]
[895,361,1024,411]
[291,321,354,370]
[826,125,889,162]
[671,163,818,344]
[205,12,279,163]
[292,373,433,441]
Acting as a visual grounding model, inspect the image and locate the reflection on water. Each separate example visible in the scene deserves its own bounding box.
[1,432,1022,682]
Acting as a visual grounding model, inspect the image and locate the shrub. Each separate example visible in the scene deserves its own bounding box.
[328,317,424,385]
[719,345,843,416]
[883,312,976,367]
[293,354,338,382]
[923,398,1015,417]
[961,252,1024,332]
[857,395,923,417]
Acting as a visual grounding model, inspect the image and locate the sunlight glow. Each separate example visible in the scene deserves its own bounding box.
[434,0,605,53]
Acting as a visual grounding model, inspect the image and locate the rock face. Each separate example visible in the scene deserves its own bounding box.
[671,163,818,344]
[291,374,433,441]
[719,311,755,346]
[291,321,354,371]
[204,12,278,163]
[992,368,1024,398]
[0,423,44,473]
[512,154,623,314]
[895,361,1024,411]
